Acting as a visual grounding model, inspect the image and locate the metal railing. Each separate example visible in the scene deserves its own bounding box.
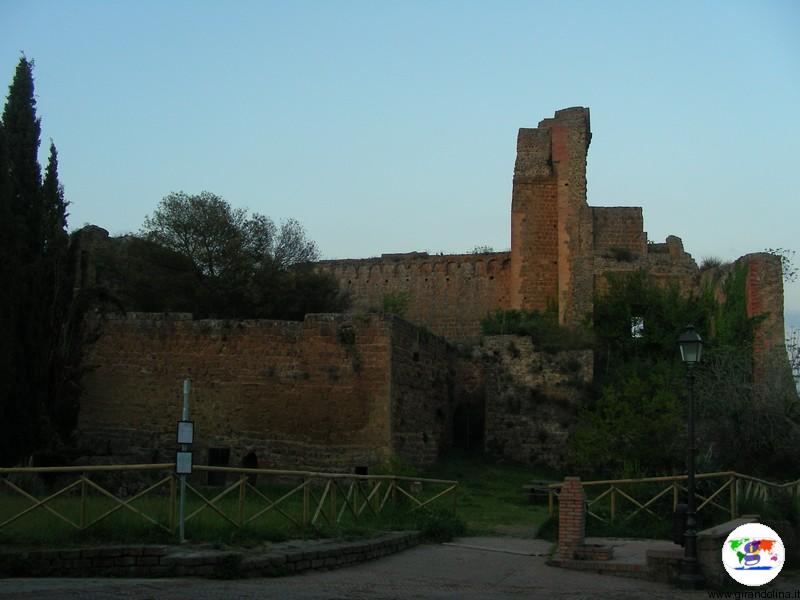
[0,463,459,537]
[547,471,800,523]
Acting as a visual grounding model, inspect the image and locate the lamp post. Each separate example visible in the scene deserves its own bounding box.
[678,325,704,588]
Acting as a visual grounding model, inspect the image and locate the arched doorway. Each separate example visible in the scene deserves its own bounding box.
[453,403,484,451]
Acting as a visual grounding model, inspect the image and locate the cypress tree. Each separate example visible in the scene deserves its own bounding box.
[0,56,67,464]
[0,118,19,466]
[2,57,42,259]
[42,141,76,439]
[42,142,69,265]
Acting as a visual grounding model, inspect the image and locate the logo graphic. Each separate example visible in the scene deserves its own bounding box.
[722,522,784,586]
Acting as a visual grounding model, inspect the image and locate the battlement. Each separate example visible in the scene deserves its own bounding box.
[318,251,511,342]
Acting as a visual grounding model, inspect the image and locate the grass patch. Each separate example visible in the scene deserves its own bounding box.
[422,452,556,536]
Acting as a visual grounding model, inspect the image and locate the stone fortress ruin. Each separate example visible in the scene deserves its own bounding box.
[75,108,787,475]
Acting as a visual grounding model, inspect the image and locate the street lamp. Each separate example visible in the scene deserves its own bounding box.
[678,325,704,588]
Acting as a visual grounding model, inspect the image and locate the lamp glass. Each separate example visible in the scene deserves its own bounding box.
[678,327,703,364]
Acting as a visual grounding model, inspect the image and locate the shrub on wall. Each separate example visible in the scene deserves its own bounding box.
[382,291,411,317]
[480,305,592,353]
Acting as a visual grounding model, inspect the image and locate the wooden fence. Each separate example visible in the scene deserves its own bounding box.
[0,463,458,538]
[547,471,800,523]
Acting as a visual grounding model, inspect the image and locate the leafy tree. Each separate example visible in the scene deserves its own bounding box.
[135,191,344,319]
[141,191,318,277]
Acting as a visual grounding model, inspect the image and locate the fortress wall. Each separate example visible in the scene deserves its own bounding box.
[545,109,593,325]
[317,252,512,343]
[510,108,593,323]
[77,313,395,471]
[742,253,787,377]
[511,176,560,313]
[389,318,455,466]
[591,207,647,257]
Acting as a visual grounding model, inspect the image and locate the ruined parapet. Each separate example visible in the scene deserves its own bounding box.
[742,253,788,382]
[70,224,110,294]
[316,251,512,343]
[701,252,791,389]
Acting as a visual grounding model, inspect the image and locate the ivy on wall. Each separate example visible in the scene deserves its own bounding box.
[568,268,787,478]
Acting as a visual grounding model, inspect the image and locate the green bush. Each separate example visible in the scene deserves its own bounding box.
[568,364,684,478]
[383,291,411,317]
[415,509,466,542]
[480,306,592,352]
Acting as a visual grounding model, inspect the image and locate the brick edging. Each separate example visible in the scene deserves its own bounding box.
[546,557,649,580]
[0,531,421,579]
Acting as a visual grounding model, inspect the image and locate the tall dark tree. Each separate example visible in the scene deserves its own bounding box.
[0,114,20,466]
[42,142,69,256]
[2,57,42,258]
[0,57,73,466]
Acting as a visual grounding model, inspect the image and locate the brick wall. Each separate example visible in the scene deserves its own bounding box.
[510,108,594,324]
[389,318,455,465]
[742,253,786,378]
[592,207,646,257]
[317,252,511,343]
[78,313,395,471]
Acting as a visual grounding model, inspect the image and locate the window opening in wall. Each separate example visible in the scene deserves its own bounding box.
[241,451,258,486]
[207,447,230,486]
[631,316,644,338]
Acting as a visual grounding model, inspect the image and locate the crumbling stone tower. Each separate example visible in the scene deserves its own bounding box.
[510,107,593,324]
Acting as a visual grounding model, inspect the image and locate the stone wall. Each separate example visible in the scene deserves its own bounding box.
[78,313,395,472]
[0,533,421,579]
[390,319,454,465]
[481,336,593,469]
[317,252,511,343]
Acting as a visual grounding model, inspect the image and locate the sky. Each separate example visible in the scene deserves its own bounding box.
[2,1,799,324]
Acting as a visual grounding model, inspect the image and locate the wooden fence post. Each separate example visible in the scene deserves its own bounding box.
[610,487,616,522]
[330,480,337,523]
[238,475,246,526]
[80,474,87,529]
[302,479,310,526]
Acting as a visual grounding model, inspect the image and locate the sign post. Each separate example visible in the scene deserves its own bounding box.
[176,378,193,543]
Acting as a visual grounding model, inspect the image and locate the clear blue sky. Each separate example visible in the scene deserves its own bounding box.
[3,1,799,320]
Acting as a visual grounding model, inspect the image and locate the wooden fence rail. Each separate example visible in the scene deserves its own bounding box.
[0,464,458,539]
[547,471,800,523]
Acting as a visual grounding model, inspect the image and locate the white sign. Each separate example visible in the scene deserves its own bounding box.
[177,420,194,445]
[176,450,193,475]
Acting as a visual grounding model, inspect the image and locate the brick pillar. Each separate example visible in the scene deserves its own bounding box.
[557,476,585,559]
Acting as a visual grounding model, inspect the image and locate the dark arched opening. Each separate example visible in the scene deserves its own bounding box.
[453,403,484,451]
[241,451,258,486]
